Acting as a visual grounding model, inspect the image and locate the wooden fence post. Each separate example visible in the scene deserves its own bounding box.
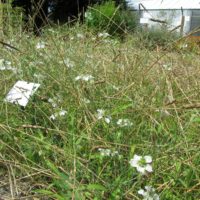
[180,15,185,36]
[180,7,185,36]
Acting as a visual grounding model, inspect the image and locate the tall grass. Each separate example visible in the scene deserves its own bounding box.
[0,8,200,200]
[0,2,24,37]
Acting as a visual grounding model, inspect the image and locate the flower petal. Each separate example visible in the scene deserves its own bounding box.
[133,154,142,161]
[136,166,146,174]
[97,109,105,119]
[145,164,153,173]
[144,155,152,163]
[145,186,152,191]
[105,116,111,124]
[153,194,160,200]
[129,154,142,167]
[138,189,145,196]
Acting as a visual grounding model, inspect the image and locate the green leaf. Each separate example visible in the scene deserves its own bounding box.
[130,145,136,155]
[36,189,66,200]
[87,184,106,191]
[35,189,54,195]
[192,117,200,123]
[111,103,133,115]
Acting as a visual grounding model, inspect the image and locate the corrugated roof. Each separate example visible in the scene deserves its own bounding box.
[127,0,200,10]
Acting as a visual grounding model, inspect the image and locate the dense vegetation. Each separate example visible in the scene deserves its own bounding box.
[8,0,127,35]
[0,1,200,200]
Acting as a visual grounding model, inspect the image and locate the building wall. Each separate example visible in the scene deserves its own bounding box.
[139,9,192,35]
[190,10,200,36]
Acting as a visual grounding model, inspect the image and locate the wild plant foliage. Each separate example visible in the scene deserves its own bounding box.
[10,0,127,35]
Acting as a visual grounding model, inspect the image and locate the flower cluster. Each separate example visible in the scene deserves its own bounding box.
[50,110,67,120]
[59,58,75,68]
[85,11,93,21]
[0,59,17,73]
[138,186,159,200]
[98,148,119,157]
[96,109,111,124]
[75,74,94,82]
[162,64,172,71]
[48,97,61,108]
[117,119,133,127]
[36,41,45,49]
[98,32,110,38]
[129,154,159,199]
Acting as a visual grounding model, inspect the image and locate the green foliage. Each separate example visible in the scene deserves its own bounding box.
[1,2,24,35]
[136,28,178,49]
[0,23,200,199]
[85,1,138,36]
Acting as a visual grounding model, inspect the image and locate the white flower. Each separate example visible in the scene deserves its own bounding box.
[138,186,159,200]
[82,98,90,104]
[75,74,94,82]
[103,39,118,45]
[112,85,119,91]
[75,76,81,81]
[59,58,74,68]
[98,148,119,157]
[98,148,111,156]
[129,154,153,175]
[97,109,105,119]
[4,60,11,66]
[105,116,111,124]
[0,59,17,73]
[31,61,44,66]
[82,75,93,81]
[48,28,55,33]
[96,109,112,124]
[50,110,67,120]
[85,11,93,21]
[156,109,170,118]
[50,114,56,120]
[36,41,45,49]
[59,110,67,116]
[98,32,110,38]
[86,54,93,59]
[162,64,172,71]
[77,33,84,39]
[180,43,188,49]
[144,155,152,163]
[48,97,59,108]
[117,119,133,127]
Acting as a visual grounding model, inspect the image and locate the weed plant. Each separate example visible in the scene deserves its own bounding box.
[85,1,138,36]
[0,2,23,36]
[0,14,200,200]
[134,28,179,50]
